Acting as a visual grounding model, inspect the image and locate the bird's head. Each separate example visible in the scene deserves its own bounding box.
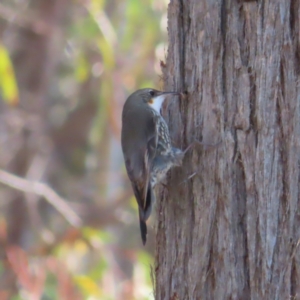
[131,88,180,113]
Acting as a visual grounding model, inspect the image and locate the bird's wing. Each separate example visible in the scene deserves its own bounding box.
[126,113,158,214]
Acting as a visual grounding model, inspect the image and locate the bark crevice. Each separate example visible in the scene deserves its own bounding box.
[156,1,300,299]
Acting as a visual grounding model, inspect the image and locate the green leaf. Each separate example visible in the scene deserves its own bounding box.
[75,53,89,82]
[0,43,19,105]
[74,275,102,298]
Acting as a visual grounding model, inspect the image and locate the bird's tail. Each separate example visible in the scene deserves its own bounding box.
[139,186,156,245]
[139,207,147,245]
[144,185,155,221]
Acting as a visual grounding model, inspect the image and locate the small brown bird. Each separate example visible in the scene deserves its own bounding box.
[121,88,183,245]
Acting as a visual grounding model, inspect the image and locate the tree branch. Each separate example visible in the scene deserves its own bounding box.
[0,169,82,227]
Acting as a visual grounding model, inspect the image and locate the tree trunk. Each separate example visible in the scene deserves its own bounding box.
[155,1,300,299]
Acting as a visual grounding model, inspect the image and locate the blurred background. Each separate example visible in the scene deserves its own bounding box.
[0,0,168,299]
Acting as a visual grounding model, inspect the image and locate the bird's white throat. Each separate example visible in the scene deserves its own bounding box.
[148,95,165,113]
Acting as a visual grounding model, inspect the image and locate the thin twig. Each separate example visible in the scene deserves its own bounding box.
[0,169,82,227]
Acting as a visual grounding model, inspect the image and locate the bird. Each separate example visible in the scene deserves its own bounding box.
[121,88,184,245]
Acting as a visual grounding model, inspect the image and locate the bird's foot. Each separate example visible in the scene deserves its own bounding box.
[178,139,221,184]
[193,138,222,148]
[181,138,221,155]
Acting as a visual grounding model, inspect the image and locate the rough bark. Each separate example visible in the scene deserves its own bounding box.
[155,1,300,299]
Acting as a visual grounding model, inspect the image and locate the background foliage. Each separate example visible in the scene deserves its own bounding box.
[0,0,168,299]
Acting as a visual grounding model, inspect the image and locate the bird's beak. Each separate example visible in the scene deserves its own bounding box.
[159,91,180,96]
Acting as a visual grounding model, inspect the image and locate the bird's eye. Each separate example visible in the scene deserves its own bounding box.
[149,90,155,97]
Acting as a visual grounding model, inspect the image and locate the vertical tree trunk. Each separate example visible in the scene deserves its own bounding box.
[155,1,300,299]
